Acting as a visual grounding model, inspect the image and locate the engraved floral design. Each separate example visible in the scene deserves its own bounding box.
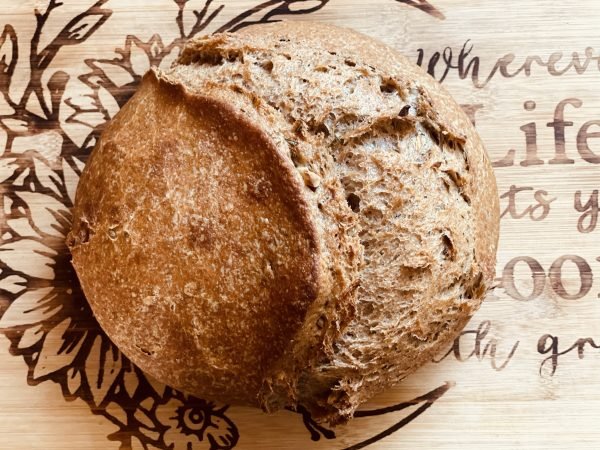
[157,393,237,450]
[0,1,449,449]
[0,1,325,448]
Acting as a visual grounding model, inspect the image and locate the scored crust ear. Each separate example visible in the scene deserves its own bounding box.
[67,69,322,405]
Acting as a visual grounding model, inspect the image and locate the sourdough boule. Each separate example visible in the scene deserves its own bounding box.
[67,21,500,425]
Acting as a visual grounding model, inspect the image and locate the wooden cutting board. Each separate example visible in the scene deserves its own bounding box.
[1,1,600,448]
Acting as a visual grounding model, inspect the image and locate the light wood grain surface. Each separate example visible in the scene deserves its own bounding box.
[1,1,600,449]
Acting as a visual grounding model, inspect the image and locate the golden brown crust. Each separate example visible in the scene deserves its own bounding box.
[68,69,322,404]
[68,21,500,424]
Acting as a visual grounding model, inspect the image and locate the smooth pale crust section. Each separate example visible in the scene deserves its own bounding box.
[67,70,320,405]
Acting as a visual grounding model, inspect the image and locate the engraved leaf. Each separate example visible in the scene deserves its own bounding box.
[92,61,135,88]
[0,239,56,280]
[288,0,324,11]
[120,34,169,75]
[61,122,95,150]
[85,335,123,407]
[33,317,86,379]
[97,85,119,119]
[150,38,162,59]
[15,191,69,238]
[32,157,62,196]
[18,323,45,349]
[0,274,27,293]
[11,130,63,162]
[123,367,139,398]
[129,37,152,76]
[0,287,56,329]
[45,70,70,118]
[6,217,38,238]
[61,11,111,44]
[0,118,28,133]
[0,24,17,92]
[206,411,238,450]
[37,7,112,71]
[66,367,82,395]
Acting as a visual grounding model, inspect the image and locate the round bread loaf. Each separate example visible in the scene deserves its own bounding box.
[67,22,499,424]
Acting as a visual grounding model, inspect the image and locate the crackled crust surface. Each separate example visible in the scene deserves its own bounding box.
[68,22,499,424]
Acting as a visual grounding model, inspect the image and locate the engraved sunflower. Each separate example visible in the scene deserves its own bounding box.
[157,394,238,450]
